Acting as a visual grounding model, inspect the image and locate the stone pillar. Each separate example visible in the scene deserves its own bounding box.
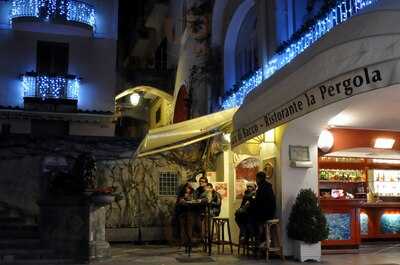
[88,203,111,261]
[39,195,111,263]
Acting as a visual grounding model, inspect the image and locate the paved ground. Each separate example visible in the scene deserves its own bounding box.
[93,242,400,265]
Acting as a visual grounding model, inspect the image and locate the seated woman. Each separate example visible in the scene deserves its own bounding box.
[235,182,256,240]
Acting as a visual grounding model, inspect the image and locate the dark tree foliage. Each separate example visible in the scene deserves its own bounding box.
[287,189,329,244]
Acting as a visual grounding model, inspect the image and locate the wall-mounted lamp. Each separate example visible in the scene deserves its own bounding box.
[318,130,334,152]
[130,93,141,106]
[223,133,231,143]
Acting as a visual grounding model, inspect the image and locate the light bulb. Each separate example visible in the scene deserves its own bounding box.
[318,130,334,152]
[130,93,140,106]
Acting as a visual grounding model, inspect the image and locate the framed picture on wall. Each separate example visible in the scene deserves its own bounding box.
[214,182,228,199]
[289,145,310,161]
[235,157,260,199]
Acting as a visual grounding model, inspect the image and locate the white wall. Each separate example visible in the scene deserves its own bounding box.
[279,121,319,256]
[0,118,30,134]
[90,0,119,40]
[69,121,115,137]
[0,29,116,112]
[223,0,255,92]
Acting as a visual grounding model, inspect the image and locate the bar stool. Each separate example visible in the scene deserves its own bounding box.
[237,233,257,257]
[211,217,233,254]
[201,213,210,253]
[264,219,285,262]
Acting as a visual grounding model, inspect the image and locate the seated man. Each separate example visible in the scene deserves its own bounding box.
[249,171,276,246]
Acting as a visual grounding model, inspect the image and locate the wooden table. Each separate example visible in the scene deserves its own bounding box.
[179,200,209,256]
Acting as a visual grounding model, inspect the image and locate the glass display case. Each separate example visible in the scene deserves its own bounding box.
[368,169,400,197]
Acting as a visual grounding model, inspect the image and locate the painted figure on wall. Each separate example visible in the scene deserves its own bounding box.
[235,157,260,199]
[173,0,213,121]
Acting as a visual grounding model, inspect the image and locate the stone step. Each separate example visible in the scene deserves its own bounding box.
[0,224,38,231]
[0,203,8,212]
[0,249,54,259]
[0,210,19,219]
[0,239,41,249]
[0,217,27,224]
[0,258,74,264]
[0,229,40,239]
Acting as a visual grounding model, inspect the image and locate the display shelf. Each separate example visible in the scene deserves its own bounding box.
[319,181,365,183]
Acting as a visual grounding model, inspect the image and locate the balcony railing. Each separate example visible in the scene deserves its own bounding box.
[10,0,95,29]
[221,0,378,109]
[22,72,79,100]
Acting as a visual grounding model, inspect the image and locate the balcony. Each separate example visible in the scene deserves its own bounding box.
[22,72,79,101]
[10,0,96,29]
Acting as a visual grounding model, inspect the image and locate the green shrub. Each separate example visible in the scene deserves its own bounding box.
[287,189,329,244]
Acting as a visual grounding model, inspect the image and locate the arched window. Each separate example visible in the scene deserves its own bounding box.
[235,6,258,82]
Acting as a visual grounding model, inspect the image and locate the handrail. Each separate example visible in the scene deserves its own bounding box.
[22,72,80,100]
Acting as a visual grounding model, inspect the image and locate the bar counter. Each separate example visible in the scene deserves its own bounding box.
[320,199,400,248]
[361,202,400,240]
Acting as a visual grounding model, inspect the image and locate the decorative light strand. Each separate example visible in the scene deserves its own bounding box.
[222,0,378,109]
[22,73,80,100]
[10,0,95,28]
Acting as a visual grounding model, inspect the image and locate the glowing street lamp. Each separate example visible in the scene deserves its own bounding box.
[130,93,140,106]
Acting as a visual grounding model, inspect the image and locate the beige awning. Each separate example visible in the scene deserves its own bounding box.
[136,108,237,157]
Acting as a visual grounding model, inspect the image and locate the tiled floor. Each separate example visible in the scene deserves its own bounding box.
[96,242,400,265]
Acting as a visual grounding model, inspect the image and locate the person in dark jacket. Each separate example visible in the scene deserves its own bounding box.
[254,171,276,222]
[249,171,276,246]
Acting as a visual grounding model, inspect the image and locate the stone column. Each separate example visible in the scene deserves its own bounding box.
[39,195,111,263]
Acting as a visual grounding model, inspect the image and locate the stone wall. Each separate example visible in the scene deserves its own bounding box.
[0,135,138,217]
[0,134,207,241]
[99,142,207,229]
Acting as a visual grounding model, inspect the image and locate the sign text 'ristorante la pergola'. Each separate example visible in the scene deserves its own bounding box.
[231,59,400,147]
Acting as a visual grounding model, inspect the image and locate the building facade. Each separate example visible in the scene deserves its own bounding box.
[0,0,118,137]
[111,0,400,256]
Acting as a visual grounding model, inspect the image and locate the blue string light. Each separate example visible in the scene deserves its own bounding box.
[222,0,378,109]
[67,0,95,28]
[22,73,80,100]
[10,0,95,28]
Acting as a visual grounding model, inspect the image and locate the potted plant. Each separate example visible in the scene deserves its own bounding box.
[287,189,329,262]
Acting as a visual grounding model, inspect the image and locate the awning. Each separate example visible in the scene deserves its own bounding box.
[232,0,400,147]
[136,108,237,157]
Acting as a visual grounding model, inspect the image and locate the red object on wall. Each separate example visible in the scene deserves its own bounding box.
[173,85,189,123]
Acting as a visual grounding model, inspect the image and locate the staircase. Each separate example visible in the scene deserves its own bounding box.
[0,202,73,264]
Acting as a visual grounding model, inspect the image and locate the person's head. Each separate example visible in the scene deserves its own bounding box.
[206,183,213,191]
[256,171,267,185]
[178,182,193,197]
[198,176,208,187]
[246,182,256,192]
[185,183,193,193]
